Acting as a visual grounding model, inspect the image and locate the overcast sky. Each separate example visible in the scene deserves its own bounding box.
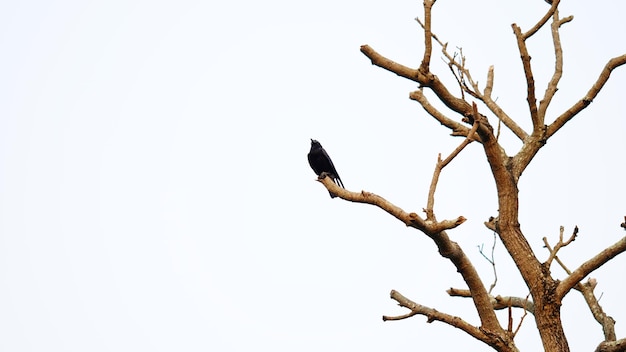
[1,1,625,351]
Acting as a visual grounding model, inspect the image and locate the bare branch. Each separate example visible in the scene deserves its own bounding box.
[557,236,626,299]
[512,293,532,338]
[316,175,423,228]
[384,290,494,345]
[577,278,617,342]
[449,48,481,100]
[543,225,578,268]
[547,54,626,139]
[441,116,479,167]
[523,0,561,39]
[478,230,498,294]
[316,175,467,234]
[512,24,541,130]
[417,20,475,101]
[419,0,435,72]
[484,65,494,98]
[495,115,502,142]
[416,18,528,141]
[485,216,498,232]
[360,44,424,82]
[447,288,535,314]
[415,16,445,48]
[425,112,479,219]
[543,233,618,341]
[382,310,419,321]
[537,10,571,123]
[507,305,513,334]
[482,66,529,141]
[361,45,473,118]
[415,17,527,141]
[409,90,471,137]
[315,175,509,338]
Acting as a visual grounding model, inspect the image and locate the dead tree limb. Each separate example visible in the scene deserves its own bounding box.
[557,236,626,299]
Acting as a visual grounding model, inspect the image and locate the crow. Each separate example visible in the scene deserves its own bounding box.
[308,139,345,198]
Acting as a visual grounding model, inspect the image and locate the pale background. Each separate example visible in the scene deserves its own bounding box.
[1,1,625,351]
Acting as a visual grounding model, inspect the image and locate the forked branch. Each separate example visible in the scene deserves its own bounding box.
[537,10,572,121]
[414,18,528,141]
[544,230,619,342]
[523,0,561,39]
[316,175,465,233]
[316,177,507,344]
[478,231,499,294]
[512,23,540,129]
[577,278,618,343]
[543,226,578,268]
[360,45,473,119]
[425,109,479,219]
[557,236,626,299]
[408,90,471,137]
[384,290,488,341]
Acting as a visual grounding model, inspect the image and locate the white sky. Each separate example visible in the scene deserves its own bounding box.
[1,1,625,351]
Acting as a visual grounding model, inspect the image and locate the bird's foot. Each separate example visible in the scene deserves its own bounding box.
[318,172,330,180]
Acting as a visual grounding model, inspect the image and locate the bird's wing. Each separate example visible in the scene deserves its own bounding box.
[321,148,344,188]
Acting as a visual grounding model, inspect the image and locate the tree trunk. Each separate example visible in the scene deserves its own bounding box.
[534,301,569,352]
[487,147,570,351]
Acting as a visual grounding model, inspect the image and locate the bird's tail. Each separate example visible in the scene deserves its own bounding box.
[327,177,344,198]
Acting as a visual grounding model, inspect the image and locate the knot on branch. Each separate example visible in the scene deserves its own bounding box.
[427,217,467,233]
[485,216,499,232]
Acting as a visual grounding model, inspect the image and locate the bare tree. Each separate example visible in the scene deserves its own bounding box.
[313,1,626,351]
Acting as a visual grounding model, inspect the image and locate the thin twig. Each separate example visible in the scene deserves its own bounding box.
[420,0,435,71]
[360,44,474,119]
[512,293,531,337]
[543,229,620,340]
[478,231,498,294]
[537,10,571,122]
[512,24,540,130]
[425,105,480,219]
[384,290,495,346]
[523,0,561,39]
[543,226,578,268]
[416,17,527,141]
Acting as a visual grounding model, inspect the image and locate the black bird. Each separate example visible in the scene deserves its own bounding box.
[308,139,345,198]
